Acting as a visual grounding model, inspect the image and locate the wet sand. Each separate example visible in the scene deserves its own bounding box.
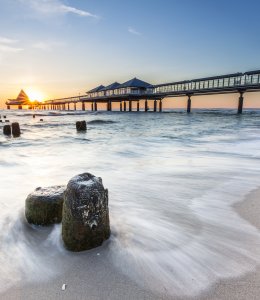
[1,188,260,300]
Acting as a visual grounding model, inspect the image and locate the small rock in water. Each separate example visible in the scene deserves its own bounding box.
[25,185,66,226]
[5,120,9,122]
[33,114,35,118]
[3,125,11,136]
[3,116,6,118]
[40,119,43,122]
[62,173,110,251]
[76,121,87,132]
[62,284,66,291]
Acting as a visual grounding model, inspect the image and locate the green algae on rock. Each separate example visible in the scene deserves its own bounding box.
[62,173,110,252]
[25,186,66,226]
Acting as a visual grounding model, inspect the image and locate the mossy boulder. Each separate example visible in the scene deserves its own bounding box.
[25,186,66,226]
[62,173,110,252]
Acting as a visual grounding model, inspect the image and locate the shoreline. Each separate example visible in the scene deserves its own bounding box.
[1,188,260,300]
[197,187,260,300]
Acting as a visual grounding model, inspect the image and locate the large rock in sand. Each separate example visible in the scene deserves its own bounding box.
[25,186,66,226]
[62,173,110,252]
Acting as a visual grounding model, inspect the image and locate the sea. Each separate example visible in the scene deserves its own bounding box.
[0,108,260,297]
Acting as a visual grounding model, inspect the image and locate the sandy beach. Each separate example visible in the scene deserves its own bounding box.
[1,188,259,300]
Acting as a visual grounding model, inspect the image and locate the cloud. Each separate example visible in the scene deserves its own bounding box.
[0,36,19,44]
[0,45,23,53]
[19,0,98,18]
[128,27,142,36]
[0,36,23,53]
[32,41,65,51]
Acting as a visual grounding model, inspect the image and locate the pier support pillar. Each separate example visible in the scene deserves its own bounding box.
[91,103,94,111]
[74,103,76,111]
[154,100,157,112]
[7,105,10,110]
[187,95,191,113]
[124,101,126,112]
[137,101,140,112]
[67,103,70,111]
[129,101,132,112]
[145,100,148,112]
[94,102,97,111]
[107,101,112,111]
[238,92,244,114]
[159,100,162,112]
[120,102,122,112]
[82,102,85,111]
[18,105,22,110]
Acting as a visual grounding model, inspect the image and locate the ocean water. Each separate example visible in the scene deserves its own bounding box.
[0,109,260,297]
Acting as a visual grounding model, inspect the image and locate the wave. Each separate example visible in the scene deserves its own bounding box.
[88,119,117,125]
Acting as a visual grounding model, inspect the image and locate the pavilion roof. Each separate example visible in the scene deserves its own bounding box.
[87,85,105,93]
[118,78,152,89]
[100,82,121,91]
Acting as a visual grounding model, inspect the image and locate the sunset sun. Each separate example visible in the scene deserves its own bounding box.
[26,89,45,102]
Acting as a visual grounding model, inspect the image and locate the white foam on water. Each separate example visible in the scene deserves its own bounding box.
[0,109,260,297]
[109,176,260,296]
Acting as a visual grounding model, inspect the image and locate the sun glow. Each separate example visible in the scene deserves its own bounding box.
[26,89,45,102]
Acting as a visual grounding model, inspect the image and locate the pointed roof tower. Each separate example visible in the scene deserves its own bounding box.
[16,89,30,104]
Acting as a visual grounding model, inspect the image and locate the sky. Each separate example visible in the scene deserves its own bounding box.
[0,0,260,108]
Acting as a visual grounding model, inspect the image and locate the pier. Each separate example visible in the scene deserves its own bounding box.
[6,70,260,113]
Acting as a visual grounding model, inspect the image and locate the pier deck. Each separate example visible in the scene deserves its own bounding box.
[6,70,260,113]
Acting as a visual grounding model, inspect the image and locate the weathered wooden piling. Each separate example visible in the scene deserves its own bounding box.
[3,125,11,135]
[76,121,87,131]
[62,173,110,252]
[25,186,66,226]
[11,122,21,137]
